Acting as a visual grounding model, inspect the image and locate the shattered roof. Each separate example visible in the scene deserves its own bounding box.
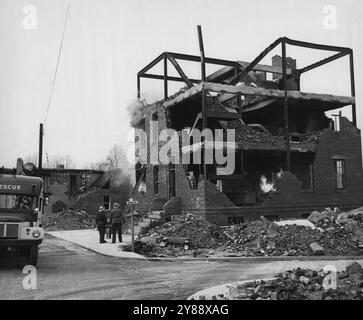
[162,82,355,113]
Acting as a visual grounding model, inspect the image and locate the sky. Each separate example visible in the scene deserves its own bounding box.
[0,0,362,170]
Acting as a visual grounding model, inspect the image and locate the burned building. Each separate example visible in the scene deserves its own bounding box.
[132,35,363,225]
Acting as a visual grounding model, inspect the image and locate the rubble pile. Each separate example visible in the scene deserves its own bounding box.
[300,133,320,145]
[132,214,220,257]
[225,262,363,300]
[136,207,363,258]
[309,207,363,249]
[226,121,320,146]
[218,211,363,256]
[234,125,283,144]
[43,209,95,231]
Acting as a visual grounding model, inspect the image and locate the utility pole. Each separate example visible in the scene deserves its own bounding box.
[38,123,44,171]
[127,198,138,252]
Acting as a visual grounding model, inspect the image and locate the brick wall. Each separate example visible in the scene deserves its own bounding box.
[135,101,363,225]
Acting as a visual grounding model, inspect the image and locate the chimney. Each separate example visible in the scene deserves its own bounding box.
[16,158,24,175]
[272,55,299,90]
[272,55,297,80]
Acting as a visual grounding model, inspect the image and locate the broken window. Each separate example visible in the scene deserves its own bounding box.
[335,160,346,190]
[153,165,159,195]
[152,111,158,121]
[104,195,111,211]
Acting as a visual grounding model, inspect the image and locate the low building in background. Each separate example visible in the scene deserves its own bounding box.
[41,166,105,213]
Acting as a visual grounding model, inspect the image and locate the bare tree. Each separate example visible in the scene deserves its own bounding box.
[106,144,128,172]
[63,154,74,169]
[89,160,111,172]
[48,154,74,169]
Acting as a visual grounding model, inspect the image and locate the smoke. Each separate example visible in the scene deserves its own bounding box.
[128,99,145,128]
[112,168,130,188]
[260,175,276,193]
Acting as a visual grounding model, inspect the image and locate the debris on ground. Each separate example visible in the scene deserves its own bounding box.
[221,262,363,300]
[134,207,363,258]
[42,209,95,231]
[127,214,220,257]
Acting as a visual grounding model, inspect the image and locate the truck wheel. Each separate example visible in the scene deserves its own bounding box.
[26,245,39,266]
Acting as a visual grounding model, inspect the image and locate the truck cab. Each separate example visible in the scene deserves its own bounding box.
[0,174,44,266]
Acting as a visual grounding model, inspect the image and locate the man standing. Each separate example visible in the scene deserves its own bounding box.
[95,205,107,244]
[110,202,123,243]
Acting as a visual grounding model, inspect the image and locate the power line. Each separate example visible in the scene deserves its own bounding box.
[44,1,70,125]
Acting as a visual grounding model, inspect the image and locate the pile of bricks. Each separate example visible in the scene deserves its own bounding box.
[234,124,283,144]
[42,209,94,231]
[134,207,363,258]
[218,208,363,256]
[140,213,219,248]
[223,262,363,300]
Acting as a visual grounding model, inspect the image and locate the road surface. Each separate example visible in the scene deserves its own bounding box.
[0,234,361,300]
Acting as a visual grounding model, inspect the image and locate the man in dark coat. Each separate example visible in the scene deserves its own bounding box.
[110,202,123,243]
[95,205,107,243]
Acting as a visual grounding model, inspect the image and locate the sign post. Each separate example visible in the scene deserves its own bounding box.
[127,198,138,252]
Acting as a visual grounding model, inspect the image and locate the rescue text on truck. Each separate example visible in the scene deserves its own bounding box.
[0,174,44,266]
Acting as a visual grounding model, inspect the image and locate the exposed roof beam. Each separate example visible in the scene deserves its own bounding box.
[238,61,292,75]
[300,51,349,74]
[229,38,283,85]
[163,83,203,108]
[167,52,239,67]
[140,73,200,83]
[137,53,165,76]
[166,53,193,88]
[284,37,352,53]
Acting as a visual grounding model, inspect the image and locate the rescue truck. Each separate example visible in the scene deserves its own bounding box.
[0,174,44,266]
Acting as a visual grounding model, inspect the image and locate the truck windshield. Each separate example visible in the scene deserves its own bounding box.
[0,195,37,210]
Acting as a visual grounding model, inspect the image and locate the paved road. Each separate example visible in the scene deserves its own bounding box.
[1,235,362,300]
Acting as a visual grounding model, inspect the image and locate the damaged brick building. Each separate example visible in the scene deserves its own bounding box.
[132,33,363,225]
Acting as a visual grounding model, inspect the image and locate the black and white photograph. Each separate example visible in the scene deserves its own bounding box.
[1,0,363,307]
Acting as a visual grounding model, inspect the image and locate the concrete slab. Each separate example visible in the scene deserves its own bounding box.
[47,229,145,259]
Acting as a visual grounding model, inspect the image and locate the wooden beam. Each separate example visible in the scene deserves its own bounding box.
[163,82,355,108]
[206,111,241,120]
[140,73,199,83]
[166,54,193,88]
[164,54,168,99]
[206,61,292,84]
[229,38,283,85]
[350,52,357,126]
[238,61,292,75]
[162,83,203,108]
[204,82,355,105]
[137,53,165,76]
[284,37,352,53]
[167,52,238,67]
[282,39,291,172]
[300,51,348,74]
